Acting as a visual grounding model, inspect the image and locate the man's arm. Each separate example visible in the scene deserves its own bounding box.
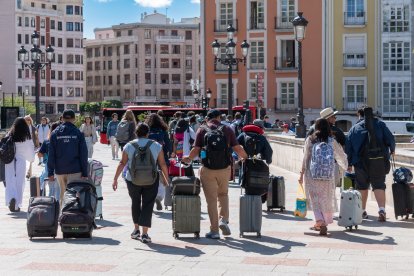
[47,135,56,177]
[233,145,247,160]
[345,130,353,171]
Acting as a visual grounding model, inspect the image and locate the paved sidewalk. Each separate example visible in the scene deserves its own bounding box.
[0,143,413,275]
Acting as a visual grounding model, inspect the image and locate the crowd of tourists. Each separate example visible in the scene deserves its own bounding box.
[0,104,398,241]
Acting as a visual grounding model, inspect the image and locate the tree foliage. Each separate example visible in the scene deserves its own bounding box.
[80,100,122,116]
[2,96,36,115]
[101,100,122,108]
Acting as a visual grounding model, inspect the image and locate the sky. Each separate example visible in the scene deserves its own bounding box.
[84,0,201,39]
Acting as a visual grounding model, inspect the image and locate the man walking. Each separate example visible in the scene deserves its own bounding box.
[107,113,120,160]
[183,109,247,239]
[307,107,346,146]
[37,117,50,165]
[48,109,88,203]
[346,107,395,222]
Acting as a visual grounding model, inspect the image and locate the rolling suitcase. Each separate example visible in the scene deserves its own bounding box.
[338,189,363,230]
[267,175,285,212]
[164,184,173,210]
[27,196,59,239]
[239,194,262,238]
[242,158,270,195]
[171,160,200,196]
[30,176,45,197]
[392,182,413,220]
[172,195,201,239]
[88,159,104,219]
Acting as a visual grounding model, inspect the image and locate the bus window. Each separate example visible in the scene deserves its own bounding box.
[406,123,414,133]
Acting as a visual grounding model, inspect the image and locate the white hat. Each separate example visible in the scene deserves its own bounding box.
[320,107,338,119]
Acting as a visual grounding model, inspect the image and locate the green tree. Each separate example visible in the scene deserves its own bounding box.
[2,96,36,115]
[101,100,122,108]
[80,102,101,116]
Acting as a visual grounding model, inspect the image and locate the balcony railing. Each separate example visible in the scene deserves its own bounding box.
[155,35,185,42]
[274,57,297,70]
[250,17,265,30]
[214,62,238,72]
[342,97,367,111]
[274,17,293,30]
[344,12,366,26]
[275,97,298,111]
[136,95,157,102]
[214,19,238,32]
[249,58,265,70]
[343,53,366,68]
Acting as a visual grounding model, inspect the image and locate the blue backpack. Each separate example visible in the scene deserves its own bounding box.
[310,139,334,181]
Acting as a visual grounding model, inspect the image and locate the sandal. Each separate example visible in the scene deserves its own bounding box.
[319,225,328,236]
[309,226,321,231]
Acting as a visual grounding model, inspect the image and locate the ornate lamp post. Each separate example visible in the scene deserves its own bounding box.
[18,30,54,124]
[212,25,250,117]
[291,12,308,138]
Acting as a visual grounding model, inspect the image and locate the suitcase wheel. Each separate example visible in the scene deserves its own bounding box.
[173,232,179,239]
[267,207,271,212]
[194,232,200,239]
[239,233,243,238]
[405,215,409,220]
[99,214,103,220]
[29,236,33,240]
[280,207,284,212]
[354,225,358,230]
[257,233,261,238]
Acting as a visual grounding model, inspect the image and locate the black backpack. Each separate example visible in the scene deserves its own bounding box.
[0,136,16,164]
[243,132,261,157]
[202,125,231,170]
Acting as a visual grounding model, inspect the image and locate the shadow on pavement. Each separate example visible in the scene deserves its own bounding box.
[215,236,306,255]
[263,210,313,221]
[8,211,27,219]
[305,230,397,245]
[95,219,123,229]
[30,236,121,245]
[361,218,414,229]
[136,243,205,257]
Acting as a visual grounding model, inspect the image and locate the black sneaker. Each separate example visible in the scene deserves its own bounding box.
[362,211,369,220]
[155,199,162,211]
[8,198,16,212]
[378,210,386,222]
[141,234,152,244]
[131,229,140,240]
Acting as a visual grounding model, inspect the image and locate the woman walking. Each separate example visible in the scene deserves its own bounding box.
[5,117,35,212]
[116,110,137,151]
[112,123,169,243]
[79,116,98,158]
[106,113,120,160]
[24,115,39,179]
[299,118,347,235]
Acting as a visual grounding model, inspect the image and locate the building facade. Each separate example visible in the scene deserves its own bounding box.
[84,12,200,105]
[201,0,323,123]
[0,0,84,115]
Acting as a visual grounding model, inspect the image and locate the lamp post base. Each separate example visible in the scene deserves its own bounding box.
[295,123,307,139]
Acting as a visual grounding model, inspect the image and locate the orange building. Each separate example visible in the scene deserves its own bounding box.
[201,0,323,122]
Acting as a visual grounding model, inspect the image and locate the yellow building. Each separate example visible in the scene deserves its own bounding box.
[324,0,380,127]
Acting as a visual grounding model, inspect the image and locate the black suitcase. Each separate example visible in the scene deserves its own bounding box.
[392,182,413,220]
[60,180,97,238]
[27,196,59,239]
[30,176,45,197]
[171,176,201,196]
[242,159,270,195]
[267,175,286,212]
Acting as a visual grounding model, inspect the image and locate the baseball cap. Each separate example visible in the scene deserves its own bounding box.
[282,124,289,128]
[207,109,221,120]
[62,109,75,119]
[253,119,264,129]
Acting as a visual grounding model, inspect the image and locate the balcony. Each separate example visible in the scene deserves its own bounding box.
[155,35,185,43]
[342,97,367,111]
[344,12,366,26]
[274,57,297,71]
[136,95,157,102]
[275,97,298,111]
[274,17,293,30]
[214,19,238,33]
[214,62,238,72]
[249,58,265,70]
[343,53,366,68]
[250,17,265,30]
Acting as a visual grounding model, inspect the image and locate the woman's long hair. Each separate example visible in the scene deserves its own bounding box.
[147,113,168,131]
[10,117,31,142]
[84,116,94,125]
[311,118,331,143]
[122,110,137,124]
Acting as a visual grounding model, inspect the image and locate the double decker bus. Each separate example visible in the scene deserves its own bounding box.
[99,105,256,144]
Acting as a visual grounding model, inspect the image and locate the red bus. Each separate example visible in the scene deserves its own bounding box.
[99,105,256,144]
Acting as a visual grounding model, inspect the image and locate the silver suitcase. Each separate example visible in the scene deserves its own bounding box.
[239,195,262,238]
[338,189,363,230]
[95,185,103,220]
[172,195,201,239]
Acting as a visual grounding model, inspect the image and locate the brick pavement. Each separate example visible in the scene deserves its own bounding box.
[0,143,413,275]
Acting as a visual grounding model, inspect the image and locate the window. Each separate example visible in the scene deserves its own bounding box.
[25,34,29,44]
[172,74,181,84]
[45,104,54,115]
[50,20,55,29]
[145,73,151,84]
[145,59,151,69]
[186,45,192,55]
[75,71,81,81]
[75,22,81,32]
[159,30,165,36]
[66,104,77,112]
[172,59,181,68]
[87,76,93,86]
[160,59,169,68]
[58,71,63,80]
[144,29,151,39]
[52,5,57,10]
[66,38,73,47]
[250,0,265,30]
[280,82,296,110]
[51,87,56,97]
[50,37,55,46]
[108,47,112,56]
[250,41,265,69]
[87,62,93,71]
[383,81,410,114]
[51,70,55,80]
[95,76,101,85]
[66,5,73,15]
[108,76,113,85]
[41,19,45,28]
[185,31,192,40]
[277,40,296,69]
[160,74,169,84]
[185,60,192,70]
[17,0,21,9]
[95,47,100,57]
[57,104,64,113]
[220,83,228,106]
[161,89,169,99]
[66,22,73,31]
[171,30,178,36]
[95,61,100,70]
[344,0,365,25]
[31,17,35,27]
[383,5,410,32]
[86,48,93,58]
[75,6,81,15]
[124,59,130,69]
[172,45,180,54]
[17,69,22,78]
[117,75,120,85]
[172,89,181,99]
[108,61,112,70]
[249,81,257,99]
[75,39,81,48]
[343,36,366,67]
[128,30,133,36]
[25,17,29,27]
[75,88,81,97]
[41,3,45,8]
[383,42,410,71]
[58,38,62,47]
[58,21,62,31]
[66,71,74,80]
[57,54,63,64]
[116,31,121,37]
[124,45,129,55]
[41,36,45,46]
[219,2,234,31]
[345,80,365,110]
[17,17,22,27]
[145,89,152,96]
[160,45,169,54]
[17,34,21,44]
[67,54,74,64]
[145,44,151,55]
[124,74,130,85]
[278,0,295,28]
[58,88,63,97]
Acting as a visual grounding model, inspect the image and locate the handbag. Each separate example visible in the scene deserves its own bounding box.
[294,183,307,218]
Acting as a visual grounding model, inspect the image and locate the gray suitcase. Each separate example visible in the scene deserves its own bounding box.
[267,175,285,212]
[95,185,103,220]
[164,184,173,210]
[239,194,262,238]
[27,196,59,239]
[172,195,201,239]
[338,189,363,230]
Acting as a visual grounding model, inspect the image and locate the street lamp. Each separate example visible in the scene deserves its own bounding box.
[211,25,250,117]
[291,12,308,138]
[18,30,54,124]
[193,88,212,115]
[192,88,200,107]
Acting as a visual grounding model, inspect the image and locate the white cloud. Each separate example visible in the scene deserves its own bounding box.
[191,0,200,3]
[134,0,173,8]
